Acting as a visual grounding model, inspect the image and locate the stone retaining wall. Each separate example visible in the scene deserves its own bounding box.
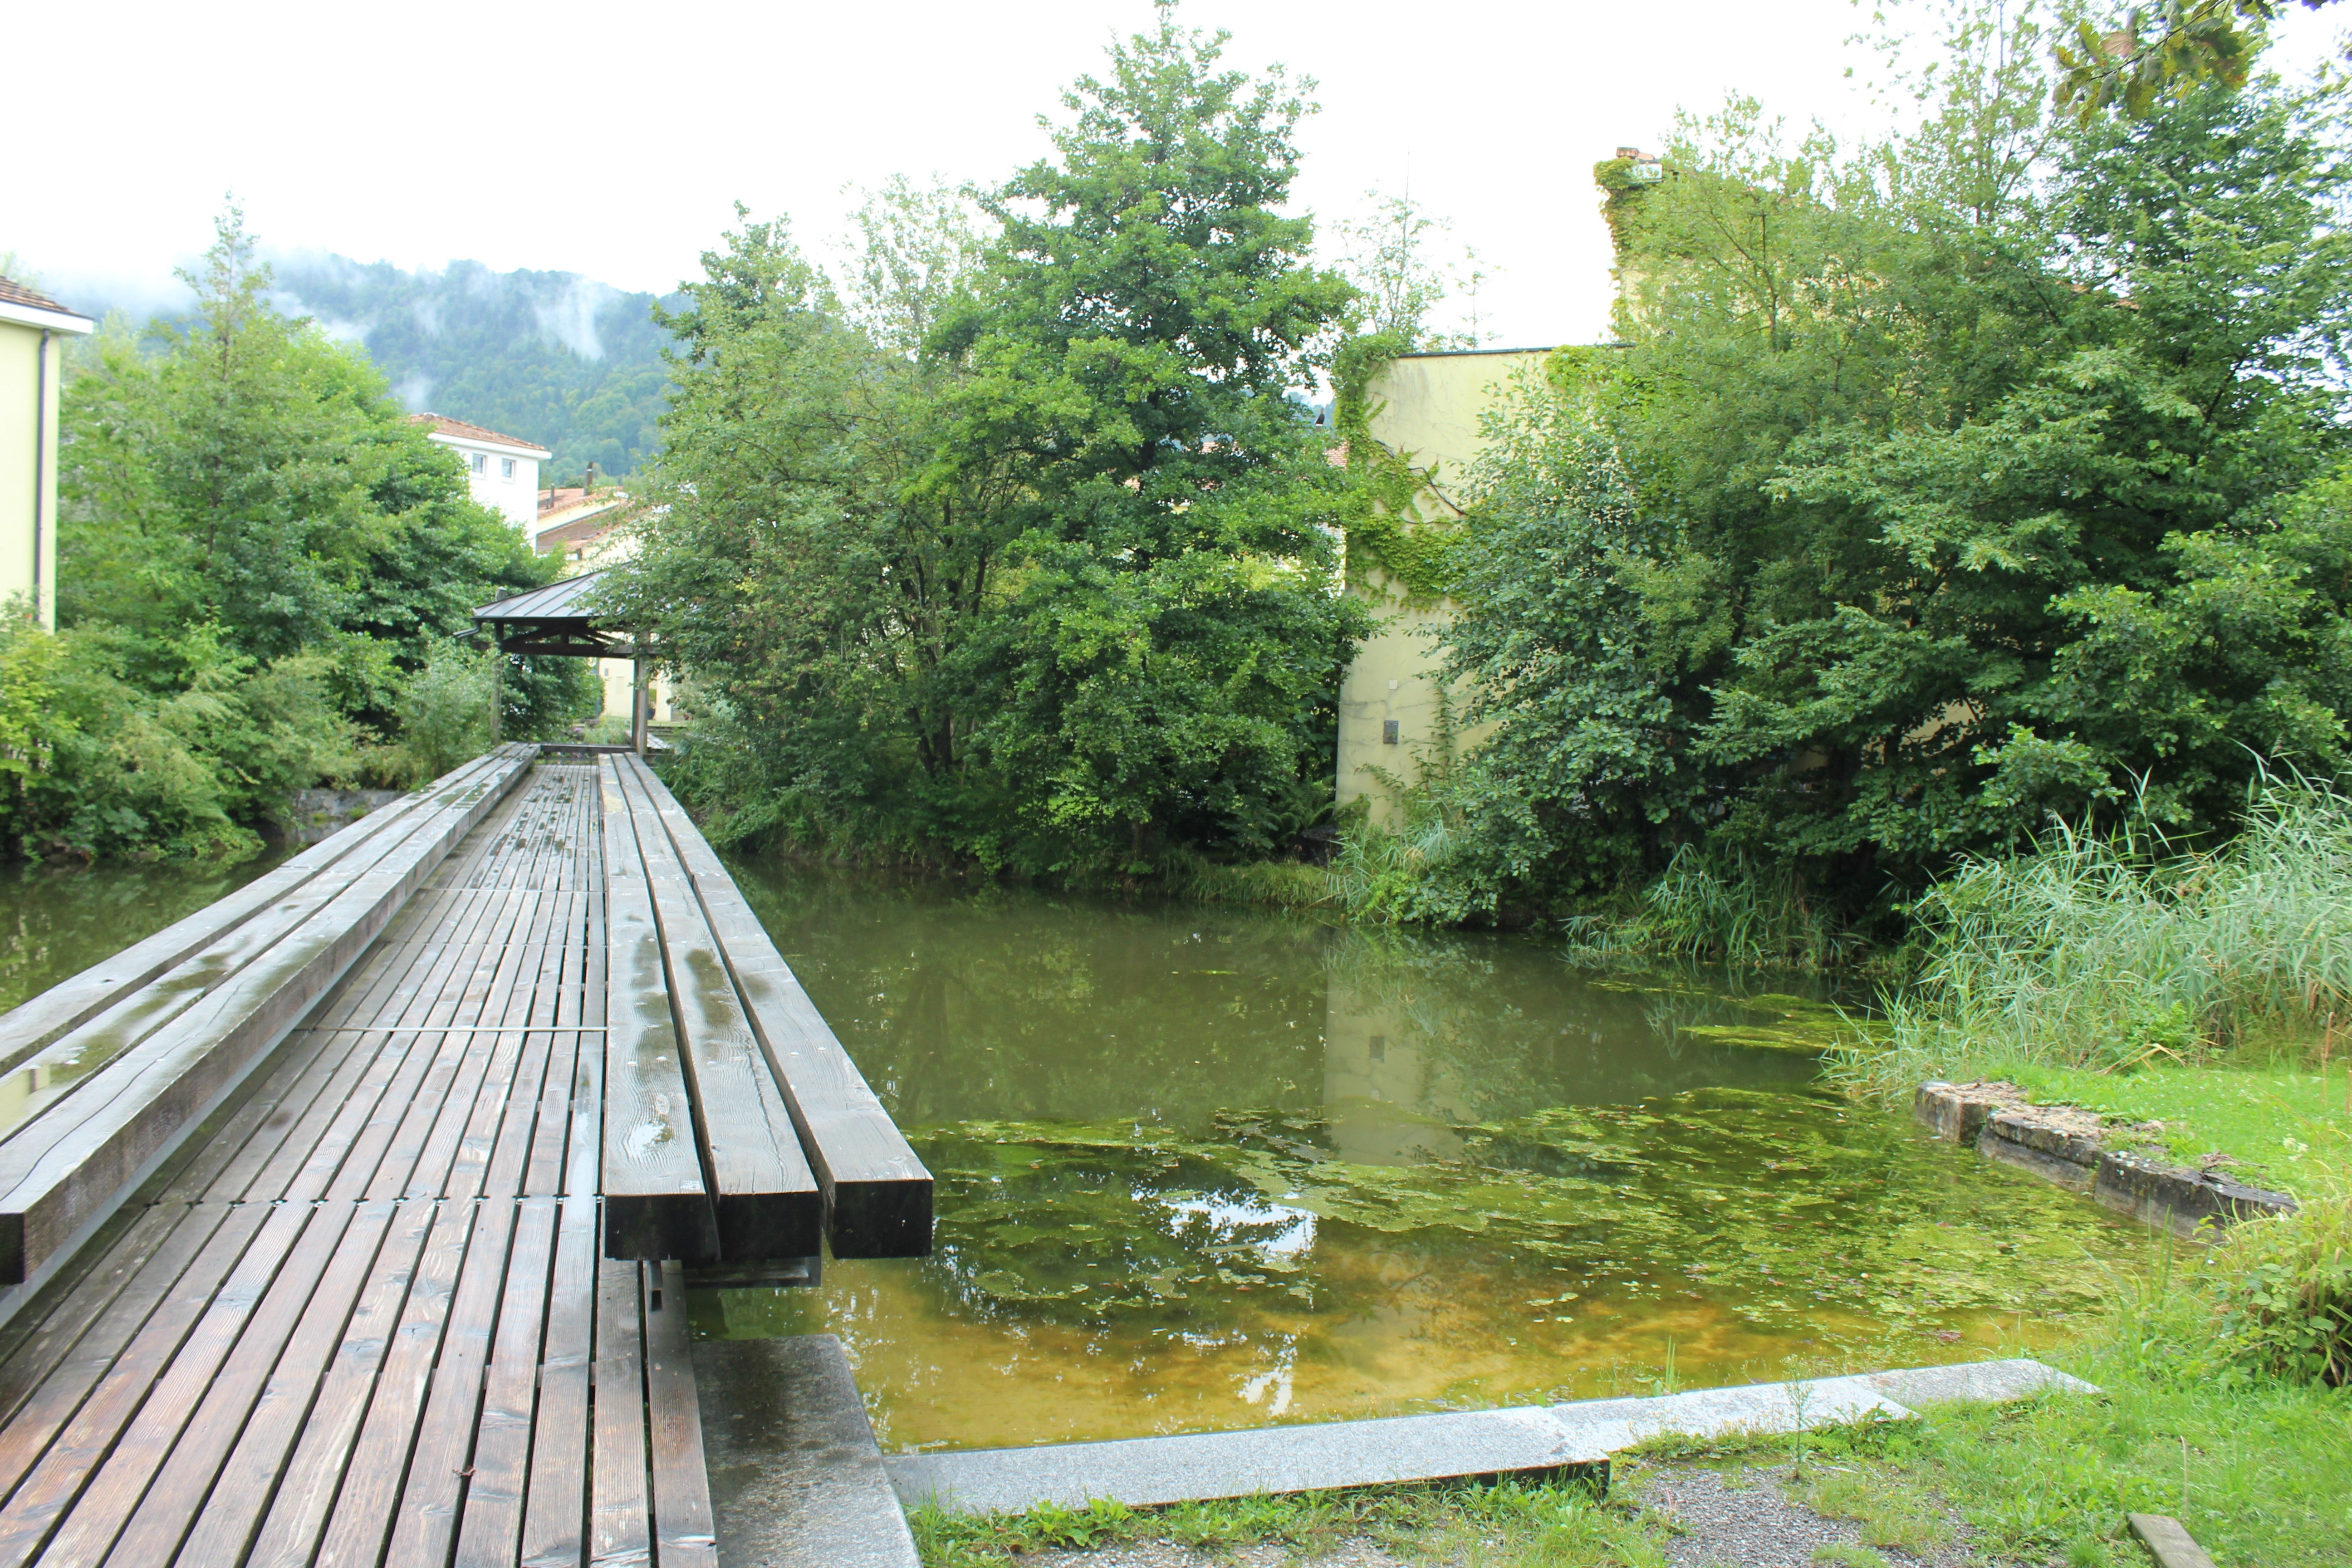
[1915,1080,2297,1240]
[276,788,405,847]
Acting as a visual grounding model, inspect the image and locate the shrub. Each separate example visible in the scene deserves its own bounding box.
[387,642,500,785]
[2211,1186,2352,1386]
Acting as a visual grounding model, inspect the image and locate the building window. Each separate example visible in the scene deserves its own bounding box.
[1382,720,1400,745]
[500,457,516,480]
[468,452,485,475]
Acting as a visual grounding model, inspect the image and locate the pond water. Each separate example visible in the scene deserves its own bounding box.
[0,853,293,1017]
[691,865,2156,1454]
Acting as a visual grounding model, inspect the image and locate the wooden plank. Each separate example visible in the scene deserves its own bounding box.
[9,1198,344,1567]
[450,1196,557,1568]
[516,804,604,1563]
[0,747,536,1286]
[597,761,715,1263]
[163,1199,399,1568]
[95,1201,389,1567]
[0,751,500,1075]
[242,1196,437,1568]
[382,1197,517,1568]
[624,755,932,1258]
[0,1201,270,1568]
[0,1202,236,1510]
[0,760,573,1566]
[644,1260,717,1568]
[519,1198,595,1568]
[0,783,480,1149]
[612,762,818,1262]
[308,1199,478,1568]
[588,1256,648,1568]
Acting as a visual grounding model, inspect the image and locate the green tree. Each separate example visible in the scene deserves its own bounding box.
[2054,0,2340,122]
[932,5,1367,872]
[1429,15,2352,932]
[35,205,596,855]
[628,9,1367,877]
[618,199,1022,845]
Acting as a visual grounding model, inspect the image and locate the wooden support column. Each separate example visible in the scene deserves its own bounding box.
[631,647,649,755]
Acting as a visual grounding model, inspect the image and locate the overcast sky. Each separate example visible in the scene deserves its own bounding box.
[10,0,2347,349]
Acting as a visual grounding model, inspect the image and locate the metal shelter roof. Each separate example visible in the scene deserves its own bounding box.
[472,569,633,658]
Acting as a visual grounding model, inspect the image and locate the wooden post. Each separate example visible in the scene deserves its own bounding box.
[631,648,648,755]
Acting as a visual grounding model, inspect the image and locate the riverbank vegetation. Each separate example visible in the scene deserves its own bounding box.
[637,0,2352,990]
[1338,9,2352,948]
[617,14,1369,883]
[3,210,597,862]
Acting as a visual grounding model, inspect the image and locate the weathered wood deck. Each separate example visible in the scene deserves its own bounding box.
[0,752,925,1565]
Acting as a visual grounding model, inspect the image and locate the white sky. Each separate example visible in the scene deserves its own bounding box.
[9,0,2347,349]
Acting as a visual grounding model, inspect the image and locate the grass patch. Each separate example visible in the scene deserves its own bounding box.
[1794,1464,1949,1553]
[1994,1059,2352,1190]
[908,1475,1666,1566]
[1833,779,2352,1099]
[1163,855,1340,910]
[1808,1546,1887,1568]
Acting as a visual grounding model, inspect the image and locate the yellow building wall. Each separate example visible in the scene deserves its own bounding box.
[1336,348,1550,827]
[565,517,672,726]
[0,323,64,631]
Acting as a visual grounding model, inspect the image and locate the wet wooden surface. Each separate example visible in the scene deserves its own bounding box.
[0,761,709,1565]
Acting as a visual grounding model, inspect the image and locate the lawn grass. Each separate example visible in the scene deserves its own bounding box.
[1992,1058,2352,1191]
[908,1475,1666,1567]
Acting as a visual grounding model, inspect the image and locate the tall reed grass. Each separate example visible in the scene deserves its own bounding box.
[1560,844,1854,972]
[1834,781,2352,1097]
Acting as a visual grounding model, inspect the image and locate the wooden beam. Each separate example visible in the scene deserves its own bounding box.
[0,747,536,1287]
[0,750,501,1075]
[611,761,819,1261]
[597,760,718,1262]
[621,755,932,1258]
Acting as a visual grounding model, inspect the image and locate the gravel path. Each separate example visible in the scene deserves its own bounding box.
[1636,1466,1969,1568]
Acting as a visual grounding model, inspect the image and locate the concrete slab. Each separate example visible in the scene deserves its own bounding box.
[1864,1357,2097,1406]
[1548,1373,1915,1451]
[885,1405,1607,1514]
[695,1334,919,1568]
[882,1360,2096,1519]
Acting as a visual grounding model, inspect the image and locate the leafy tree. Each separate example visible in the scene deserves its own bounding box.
[628,9,1367,877]
[2054,0,2340,122]
[619,201,1022,845]
[933,5,1366,871]
[1428,15,2352,931]
[35,205,596,855]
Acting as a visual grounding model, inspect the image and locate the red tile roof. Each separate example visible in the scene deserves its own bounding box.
[0,276,84,317]
[406,412,551,456]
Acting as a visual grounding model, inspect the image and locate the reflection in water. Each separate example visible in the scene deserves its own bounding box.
[0,853,293,1128]
[684,866,2151,1453]
[0,853,291,1017]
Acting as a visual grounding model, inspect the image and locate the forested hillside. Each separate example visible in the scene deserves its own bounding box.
[269,255,675,479]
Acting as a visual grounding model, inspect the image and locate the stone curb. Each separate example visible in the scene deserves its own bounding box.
[883,1357,2092,1517]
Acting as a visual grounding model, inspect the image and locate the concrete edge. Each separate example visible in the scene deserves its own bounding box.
[884,1358,2095,1518]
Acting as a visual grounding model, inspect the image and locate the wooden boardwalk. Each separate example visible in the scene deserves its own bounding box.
[0,755,890,1566]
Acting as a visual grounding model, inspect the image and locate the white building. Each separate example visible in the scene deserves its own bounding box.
[408,414,549,531]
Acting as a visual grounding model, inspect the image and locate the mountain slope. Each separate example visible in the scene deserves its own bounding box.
[270,254,678,479]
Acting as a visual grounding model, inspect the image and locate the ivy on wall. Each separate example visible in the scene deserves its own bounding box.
[1333,336,1619,607]
[1332,330,1463,606]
